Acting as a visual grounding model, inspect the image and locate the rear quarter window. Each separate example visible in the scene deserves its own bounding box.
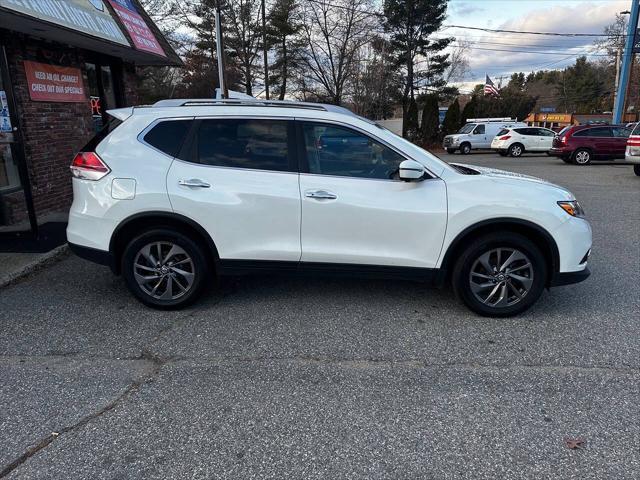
[143,119,193,157]
[497,129,510,136]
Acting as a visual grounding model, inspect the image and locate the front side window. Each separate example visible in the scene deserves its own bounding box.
[458,124,476,134]
[474,125,485,134]
[538,128,555,137]
[196,119,291,172]
[302,123,405,180]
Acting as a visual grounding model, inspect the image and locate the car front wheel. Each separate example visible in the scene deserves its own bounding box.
[459,143,471,155]
[121,228,210,309]
[452,232,547,317]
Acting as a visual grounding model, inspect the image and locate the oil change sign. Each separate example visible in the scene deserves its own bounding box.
[108,0,165,56]
[23,61,86,103]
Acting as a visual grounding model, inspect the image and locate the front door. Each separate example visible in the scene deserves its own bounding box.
[166,118,301,262]
[0,45,35,235]
[298,121,447,269]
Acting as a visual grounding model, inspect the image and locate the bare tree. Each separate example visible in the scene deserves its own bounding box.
[298,0,377,105]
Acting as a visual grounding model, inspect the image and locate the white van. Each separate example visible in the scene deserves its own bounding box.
[443,118,527,154]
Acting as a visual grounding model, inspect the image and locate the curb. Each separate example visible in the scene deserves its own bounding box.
[0,244,70,289]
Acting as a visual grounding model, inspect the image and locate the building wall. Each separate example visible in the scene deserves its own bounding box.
[2,32,140,223]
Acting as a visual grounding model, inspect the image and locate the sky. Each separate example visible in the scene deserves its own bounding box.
[445,0,630,91]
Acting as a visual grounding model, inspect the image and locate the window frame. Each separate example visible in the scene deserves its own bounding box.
[180,116,298,173]
[296,119,424,182]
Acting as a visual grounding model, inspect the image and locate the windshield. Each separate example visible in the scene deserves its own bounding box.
[458,124,476,134]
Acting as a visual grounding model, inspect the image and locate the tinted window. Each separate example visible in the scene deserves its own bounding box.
[302,123,405,180]
[497,129,510,136]
[612,127,631,138]
[197,119,291,172]
[538,128,555,137]
[514,128,530,135]
[144,120,192,157]
[573,127,611,137]
[632,123,640,135]
[458,124,476,134]
[474,124,485,134]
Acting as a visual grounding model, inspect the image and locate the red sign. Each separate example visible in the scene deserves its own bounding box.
[108,0,166,57]
[23,61,86,103]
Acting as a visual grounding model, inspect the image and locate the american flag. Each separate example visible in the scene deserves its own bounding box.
[484,75,500,97]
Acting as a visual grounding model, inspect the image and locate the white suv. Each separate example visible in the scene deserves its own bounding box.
[491,127,556,157]
[67,99,592,317]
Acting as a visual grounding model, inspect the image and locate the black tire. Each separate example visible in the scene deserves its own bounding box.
[561,156,572,164]
[498,151,508,157]
[572,148,591,165]
[446,148,457,154]
[452,232,547,317]
[121,228,210,309]
[634,164,640,176]
[508,143,524,157]
[459,143,471,155]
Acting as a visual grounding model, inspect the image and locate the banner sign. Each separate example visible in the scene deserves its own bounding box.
[108,0,166,56]
[0,0,129,46]
[23,61,87,103]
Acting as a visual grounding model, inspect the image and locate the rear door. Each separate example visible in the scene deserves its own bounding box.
[612,126,632,158]
[166,117,302,262]
[514,128,535,150]
[297,120,447,268]
[537,128,555,151]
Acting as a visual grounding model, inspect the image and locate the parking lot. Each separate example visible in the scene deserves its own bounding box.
[1,152,639,479]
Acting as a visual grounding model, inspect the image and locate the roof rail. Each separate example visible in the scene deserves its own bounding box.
[152,98,328,111]
[466,117,519,123]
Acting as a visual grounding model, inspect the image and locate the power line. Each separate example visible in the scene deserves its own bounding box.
[444,24,629,37]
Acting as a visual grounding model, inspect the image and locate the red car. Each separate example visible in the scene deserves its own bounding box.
[549,124,632,165]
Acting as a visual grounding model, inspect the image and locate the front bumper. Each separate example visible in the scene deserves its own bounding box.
[549,266,590,287]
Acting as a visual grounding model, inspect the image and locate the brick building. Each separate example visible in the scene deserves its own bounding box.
[0,0,181,251]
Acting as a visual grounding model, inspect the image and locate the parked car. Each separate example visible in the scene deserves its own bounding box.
[549,124,632,165]
[443,118,527,154]
[624,122,640,176]
[67,99,592,317]
[491,127,556,157]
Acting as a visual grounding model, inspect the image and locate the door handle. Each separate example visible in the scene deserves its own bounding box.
[178,179,211,188]
[305,190,337,200]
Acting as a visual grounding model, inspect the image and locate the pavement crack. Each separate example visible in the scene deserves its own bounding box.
[0,357,163,479]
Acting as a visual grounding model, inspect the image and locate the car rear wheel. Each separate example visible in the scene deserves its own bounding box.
[122,228,210,309]
[572,148,591,165]
[508,143,524,157]
[459,143,471,155]
[452,232,547,317]
[634,165,640,176]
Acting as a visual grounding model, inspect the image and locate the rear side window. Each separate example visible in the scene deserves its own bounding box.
[497,129,509,136]
[143,119,193,157]
[196,119,292,172]
[573,127,612,137]
[514,128,529,135]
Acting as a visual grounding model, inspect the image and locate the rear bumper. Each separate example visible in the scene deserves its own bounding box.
[549,266,590,287]
[549,147,572,157]
[68,242,116,273]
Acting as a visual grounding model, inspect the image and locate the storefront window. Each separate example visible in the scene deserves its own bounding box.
[86,62,119,132]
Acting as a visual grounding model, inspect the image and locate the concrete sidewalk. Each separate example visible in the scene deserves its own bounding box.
[0,245,69,289]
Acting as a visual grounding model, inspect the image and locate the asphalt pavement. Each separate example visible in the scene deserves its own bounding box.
[1,152,639,479]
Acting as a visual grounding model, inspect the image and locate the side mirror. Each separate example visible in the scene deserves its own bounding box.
[398,159,425,182]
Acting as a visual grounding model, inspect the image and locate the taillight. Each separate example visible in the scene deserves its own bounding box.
[498,135,511,140]
[70,152,110,181]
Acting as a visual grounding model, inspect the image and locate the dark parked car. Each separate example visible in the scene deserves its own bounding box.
[549,124,632,165]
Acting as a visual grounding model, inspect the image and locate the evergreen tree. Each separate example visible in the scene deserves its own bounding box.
[405,97,419,140]
[266,0,303,100]
[461,97,477,124]
[420,93,440,144]
[383,0,451,138]
[443,97,461,134]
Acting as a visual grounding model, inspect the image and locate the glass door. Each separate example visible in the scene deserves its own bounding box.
[0,45,36,236]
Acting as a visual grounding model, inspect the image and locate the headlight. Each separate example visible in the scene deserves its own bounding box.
[558,200,585,218]
[452,138,460,144]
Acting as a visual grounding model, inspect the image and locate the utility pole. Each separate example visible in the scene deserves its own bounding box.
[261,0,269,99]
[215,0,227,99]
[614,46,622,108]
[613,0,640,123]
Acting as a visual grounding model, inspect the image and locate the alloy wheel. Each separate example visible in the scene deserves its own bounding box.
[510,145,522,157]
[133,242,195,300]
[469,248,534,307]
[575,150,590,164]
